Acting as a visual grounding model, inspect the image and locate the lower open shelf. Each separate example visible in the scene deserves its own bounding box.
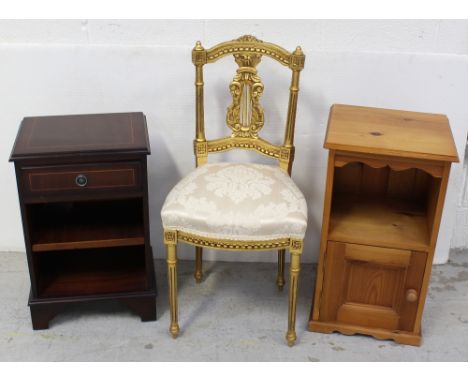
[28,199,145,252]
[35,246,148,298]
[329,195,430,251]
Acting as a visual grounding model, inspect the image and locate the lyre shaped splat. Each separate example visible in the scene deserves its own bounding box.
[226,36,264,139]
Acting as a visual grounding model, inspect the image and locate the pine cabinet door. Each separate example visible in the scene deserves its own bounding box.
[320,241,427,331]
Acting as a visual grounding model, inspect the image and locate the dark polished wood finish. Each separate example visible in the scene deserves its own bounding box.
[10,112,157,329]
[11,112,150,159]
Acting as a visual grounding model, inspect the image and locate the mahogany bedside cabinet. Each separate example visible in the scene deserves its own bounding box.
[9,112,157,329]
[308,104,459,346]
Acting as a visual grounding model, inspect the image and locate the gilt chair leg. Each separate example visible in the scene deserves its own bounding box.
[276,249,285,290]
[165,231,180,339]
[286,240,302,347]
[194,246,203,283]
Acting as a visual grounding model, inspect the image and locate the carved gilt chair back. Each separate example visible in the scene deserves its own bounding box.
[192,35,305,174]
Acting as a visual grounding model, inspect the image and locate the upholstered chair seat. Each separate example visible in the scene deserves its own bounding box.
[162,162,307,241]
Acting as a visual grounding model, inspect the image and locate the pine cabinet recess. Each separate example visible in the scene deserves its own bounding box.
[308,104,459,346]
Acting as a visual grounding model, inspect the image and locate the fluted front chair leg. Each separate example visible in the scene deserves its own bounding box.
[276,249,285,290]
[286,240,303,347]
[194,246,203,283]
[164,230,180,338]
[167,243,179,338]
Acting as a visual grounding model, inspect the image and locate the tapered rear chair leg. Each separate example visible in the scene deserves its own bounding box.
[276,249,285,290]
[195,246,203,283]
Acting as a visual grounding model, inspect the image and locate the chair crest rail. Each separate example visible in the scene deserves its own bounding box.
[193,35,304,70]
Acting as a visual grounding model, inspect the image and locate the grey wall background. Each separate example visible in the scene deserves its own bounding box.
[1,20,467,263]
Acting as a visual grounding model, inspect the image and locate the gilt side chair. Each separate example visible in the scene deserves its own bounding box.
[161,35,307,346]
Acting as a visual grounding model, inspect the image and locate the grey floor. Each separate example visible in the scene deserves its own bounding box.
[1,249,468,361]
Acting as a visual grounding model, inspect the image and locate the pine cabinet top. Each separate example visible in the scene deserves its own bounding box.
[325,104,459,162]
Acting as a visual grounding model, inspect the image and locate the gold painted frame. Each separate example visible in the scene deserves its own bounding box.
[165,35,306,346]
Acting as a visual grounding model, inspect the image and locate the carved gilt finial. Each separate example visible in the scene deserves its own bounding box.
[294,46,304,56]
[290,46,305,70]
[192,40,206,65]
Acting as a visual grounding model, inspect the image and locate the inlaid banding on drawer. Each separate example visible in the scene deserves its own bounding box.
[22,162,141,194]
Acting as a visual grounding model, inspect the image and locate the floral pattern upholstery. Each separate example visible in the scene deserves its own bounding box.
[161,162,308,241]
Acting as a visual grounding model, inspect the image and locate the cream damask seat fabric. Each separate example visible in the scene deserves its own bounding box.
[161,162,307,241]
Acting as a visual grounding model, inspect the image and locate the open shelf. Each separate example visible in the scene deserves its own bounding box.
[35,246,147,298]
[329,195,430,251]
[328,162,439,252]
[28,199,144,252]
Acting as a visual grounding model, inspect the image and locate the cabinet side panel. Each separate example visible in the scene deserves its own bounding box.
[414,163,451,333]
[14,162,39,296]
[311,150,336,321]
[426,176,441,239]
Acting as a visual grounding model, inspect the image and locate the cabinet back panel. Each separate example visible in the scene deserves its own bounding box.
[361,166,389,195]
[334,163,431,203]
[333,162,362,194]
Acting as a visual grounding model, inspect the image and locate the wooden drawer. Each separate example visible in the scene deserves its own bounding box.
[21,162,142,195]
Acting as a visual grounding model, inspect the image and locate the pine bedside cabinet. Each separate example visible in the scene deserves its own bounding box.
[9,112,157,329]
[308,104,459,346]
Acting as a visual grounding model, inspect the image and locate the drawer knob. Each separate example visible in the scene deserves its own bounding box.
[406,289,418,302]
[75,174,88,187]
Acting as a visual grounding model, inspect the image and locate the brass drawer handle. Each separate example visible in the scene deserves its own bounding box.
[75,174,88,187]
[406,289,418,302]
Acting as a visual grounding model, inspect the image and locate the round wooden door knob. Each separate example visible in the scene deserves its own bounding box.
[406,289,418,302]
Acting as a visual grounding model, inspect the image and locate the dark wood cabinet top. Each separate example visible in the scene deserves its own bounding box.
[10,112,150,161]
[325,104,459,163]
